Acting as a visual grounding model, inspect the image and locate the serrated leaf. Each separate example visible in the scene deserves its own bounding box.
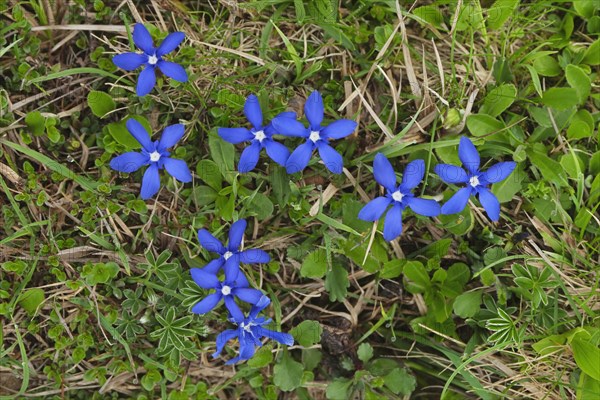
[324,264,349,302]
[357,343,373,362]
[273,351,304,392]
[300,249,328,278]
[291,320,322,347]
[384,367,416,395]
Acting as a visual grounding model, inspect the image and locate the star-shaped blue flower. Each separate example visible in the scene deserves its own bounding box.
[272,90,357,174]
[189,266,263,319]
[113,23,188,96]
[434,136,516,221]
[218,94,295,173]
[110,120,192,199]
[358,153,441,241]
[197,219,270,280]
[212,295,294,364]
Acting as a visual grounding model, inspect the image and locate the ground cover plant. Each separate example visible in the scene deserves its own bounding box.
[0,0,599,399]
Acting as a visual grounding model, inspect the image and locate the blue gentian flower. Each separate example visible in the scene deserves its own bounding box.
[218,94,296,173]
[358,153,441,241]
[434,136,516,221]
[212,295,294,364]
[189,266,263,318]
[112,23,188,96]
[272,90,357,174]
[110,120,192,199]
[197,219,270,280]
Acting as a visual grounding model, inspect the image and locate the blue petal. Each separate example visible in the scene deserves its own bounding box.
[156,31,185,57]
[249,295,271,319]
[223,296,244,322]
[286,141,314,174]
[233,269,249,288]
[140,164,160,199]
[238,141,261,173]
[112,53,146,70]
[272,118,307,137]
[441,187,472,215]
[197,229,226,254]
[191,292,222,314]
[237,335,257,361]
[233,288,263,304]
[264,140,290,166]
[458,136,480,174]
[190,268,220,289]
[239,249,270,264]
[400,159,425,190]
[358,196,392,221]
[126,119,153,151]
[228,219,247,251]
[434,164,469,184]
[218,127,253,144]
[321,119,357,140]
[256,327,294,346]
[244,94,263,129]
[481,161,516,184]
[132,23,154,53]
[373,153,397,191]
[304,90,324,129]
[136,66,156,96]
[212,329,239,358]
[110,152,148,173]
[157,60,187,82]
[383,204,403,241]
[157,124,185,152]
[478,188,501,221]
[163,157,192,182]
[406,197,440,217]
[202,258,224,274]
[223,255,241,283]
[317,142,344,174]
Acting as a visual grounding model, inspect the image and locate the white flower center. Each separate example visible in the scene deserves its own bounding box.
[147,54,158,65]
[309,131,321,143]
[469,175,480,187]
[392,190,404,202]
[223,251,233,260]
[221,285,231,296]
[240,322,254,333]
[149,151,161,162]
[254,130,266,142]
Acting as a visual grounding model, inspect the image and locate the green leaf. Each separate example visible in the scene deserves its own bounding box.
[208,132,235,178]
[291,320,322,347]
[491,162,524,203]
[19,288,45,314]
[300,249,328,279]
[384,367,416,395]
[196,160,222,191]
[141,369,162,391]
[533,55,561,77]
[413,5,444,29]
[571,338,600,381]
[486,0,520,30]
[87,90,116,118]
[403,261,429,294]
[357,343,374,362]
[443,263,471,297]
[324,264,349,302]
[583,39,600,65]
[25,111,45,136]
[541,87,579,109]
[574,0,597,19]
[527,146,567,187]
[247,192,274,220]
[273,351,304,392]
[480,84,517,117]
[247,345,274,368]
[565,65,591,104]
[326,379,353,400]
[453,290,482,318]
[466,114,505,136]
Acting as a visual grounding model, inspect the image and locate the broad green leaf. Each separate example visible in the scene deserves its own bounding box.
[246,192,274,220]
[466,114,505,136]
[273,351,304,392]
[196,159,222,191]
[566,65,591,104]
[403,261,429,294]
[19,288,45,314]
[191,185,217,207]
[574,0,597,19]
[357,343,373,362]
[247,345,273,368]
[541,87,579,109]
[413,5,444,28]
[453,290,482,318]
[107,116,152,149]
[578,372,600,400]
[384,367,416,395]
[291,320,322,347]
[300,249,328,278]
[326,379,353,400]
[25,111,45,136]
[443,263,471,297]
[533,55,561,77]
[324,264,349,302]
[208,132,235,178]
[491,163,524,203]
[480,84,517,117]
[486,0,520,30]
[559,153,585,179]
[583,39,600,65]
[527,146,567,186]
[87,90,116,118]
[571,338,600,381]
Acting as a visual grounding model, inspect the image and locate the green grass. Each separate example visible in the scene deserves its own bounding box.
[1,0,599,399]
